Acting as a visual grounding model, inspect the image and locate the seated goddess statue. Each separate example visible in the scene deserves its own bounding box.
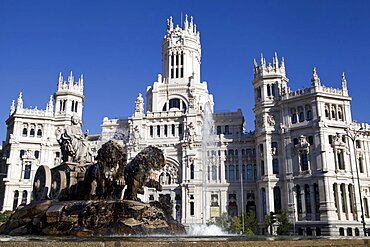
[57,115,93,165]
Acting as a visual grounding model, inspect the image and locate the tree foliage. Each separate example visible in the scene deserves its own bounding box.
[209,211,257,235]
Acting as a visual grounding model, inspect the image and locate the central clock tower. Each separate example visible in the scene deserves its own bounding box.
[162,15,201,85]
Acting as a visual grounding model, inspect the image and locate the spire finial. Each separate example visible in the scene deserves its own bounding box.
[47,95,54,112]
[253,58,258,68]
[16,91,23,110]
[190,16,194,32]
[341,72,347,90]
[184,14,189,30]
[169,16,174,30]
[311,67,321,86]
[9,100,15,115]
[273,52,279,68]
[68,71,74,87]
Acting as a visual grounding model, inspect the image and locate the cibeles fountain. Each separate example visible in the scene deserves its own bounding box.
[0,116,185,236]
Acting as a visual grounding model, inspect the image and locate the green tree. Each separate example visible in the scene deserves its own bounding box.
[243,211,257,235]
[230,216,242,233]
[0,211,12,223]
[277,210,290,235]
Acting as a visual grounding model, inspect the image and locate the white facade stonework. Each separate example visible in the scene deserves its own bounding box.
[1,16,370,237]
[0,72,85,211]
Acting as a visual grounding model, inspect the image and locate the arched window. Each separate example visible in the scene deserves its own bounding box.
[21,190,27,205]
[30,127,35,137]
[338,107,343,120]
[306,109,313,120]
[71,100,75,112]
[224,125,230,135]
[22,127,28,137]
[299,111,305,122]
[217,126,221,135]
[149,126,153,137]
[291,113,297,124]
[19,150,25,158]
[37,129,42,138]
[74,102,78,112]
[325,105,329,118]
[331,106,336,119]
[34,150,40,159]
[273,186,282,212]
[13,190,19,211]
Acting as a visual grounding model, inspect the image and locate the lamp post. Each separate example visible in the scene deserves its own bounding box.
[345,125,366,236]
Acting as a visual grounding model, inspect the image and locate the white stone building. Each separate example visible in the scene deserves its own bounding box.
[1,15,370,237]
[0,72,85,211]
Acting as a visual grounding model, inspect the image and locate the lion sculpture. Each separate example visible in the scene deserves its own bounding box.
[124,146,165,201]
[84,140,127,200]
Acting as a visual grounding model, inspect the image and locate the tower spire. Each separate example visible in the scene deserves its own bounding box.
[341,72,347,90]
[68,71,74,88]
[47,95,54,112]
[16,92,23,111]
[58,72,63,89]
[9,100,15,115]
[311,67,321,87]
[273,52,279,69]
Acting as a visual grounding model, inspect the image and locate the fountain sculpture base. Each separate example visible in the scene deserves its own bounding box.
[0,199,185,236]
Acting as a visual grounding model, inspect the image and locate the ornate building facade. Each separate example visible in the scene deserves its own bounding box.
[0,72,86,211]
[1,16,370,236]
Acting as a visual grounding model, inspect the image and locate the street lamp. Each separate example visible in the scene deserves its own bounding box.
[345,124,366,236]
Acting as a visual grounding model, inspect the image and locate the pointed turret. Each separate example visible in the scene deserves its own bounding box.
[273,52,279,69]
[68,71,74,88]
[311,67,321,87]
[280,57,286,75]
[58,72,63,89]
[190,16,194,32]
[184,14,189,30]
[47,95,54,112]
[16,92,23,111]
[341,72,347,90]
[9,100,15,115]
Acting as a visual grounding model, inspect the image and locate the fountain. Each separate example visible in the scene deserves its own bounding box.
[0,116,185,236]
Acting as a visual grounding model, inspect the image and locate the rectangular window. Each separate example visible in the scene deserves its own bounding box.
[217,126,221,135]
[164,125,168,137]
[271,142,278,155]
[24,164,31,179]
[272,158,279,174]
[150,126,153,137]
[260,160,265,177]
[337,151,345,170]
[300,153,309,171]
[308,136,314,145]
[356,140,362,149]
[157,125,160,137]
[190,201,194,216]
[359,158,364,173]
[172,124,175,136]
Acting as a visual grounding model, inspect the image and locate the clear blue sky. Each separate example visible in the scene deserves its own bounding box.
[1,0,370,142]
